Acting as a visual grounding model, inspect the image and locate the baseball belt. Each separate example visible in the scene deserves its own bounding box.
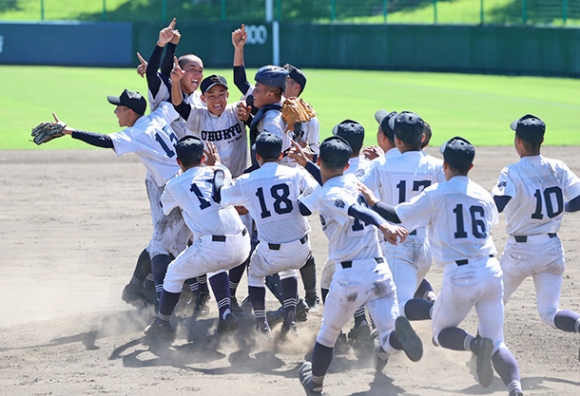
[513,233,557,243]
[455,254,495,266]
[340,257,385,269]
[212,228,248,242]
[268,234,308,251]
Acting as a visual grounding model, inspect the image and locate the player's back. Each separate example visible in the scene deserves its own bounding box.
[110,102,181,187]
[399,176,497,266]
[164,166,244,236]
[312,174,382,263]
[495,155,580,236]
[228,162,313,244]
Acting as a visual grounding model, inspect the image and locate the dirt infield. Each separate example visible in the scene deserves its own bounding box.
[1,147,579,396]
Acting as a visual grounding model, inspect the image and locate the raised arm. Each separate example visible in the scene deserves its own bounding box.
[170,56,191,120]
[232,24,252,95]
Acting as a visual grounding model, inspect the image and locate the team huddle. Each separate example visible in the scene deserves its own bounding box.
[33,19,580,396]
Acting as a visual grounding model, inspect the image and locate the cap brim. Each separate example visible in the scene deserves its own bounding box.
[331,124,339,136]
[203,82,228,94]
[107,95,121,105]
[374,109,388,124]
[439,140,448,155]
[388,116,396,130]
[509,120,518,132]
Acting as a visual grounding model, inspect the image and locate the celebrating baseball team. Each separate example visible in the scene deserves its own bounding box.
[32,19,580,396]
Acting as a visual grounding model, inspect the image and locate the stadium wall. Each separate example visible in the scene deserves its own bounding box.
[1,21,579,77]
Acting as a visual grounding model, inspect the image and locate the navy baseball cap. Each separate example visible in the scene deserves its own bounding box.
[200,74,228,94]
[439,136,475,171]
[388,111,425,144]
[332,119,365,153]
[176,136,205,165]
[375,109,398,141]
[284,63,307,90]
[252,132,282,160]
[510,114,545,144]
[319,136,352,169]
[255,65,288,90]
[107,89,146,116]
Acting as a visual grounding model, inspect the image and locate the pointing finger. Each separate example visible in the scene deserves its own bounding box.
[52,112,60,123]
[137,52,146,64]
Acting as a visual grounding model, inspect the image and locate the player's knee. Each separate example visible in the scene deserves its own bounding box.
[316,327,341,348]
[279,269,297,280]
[163,278,183,294]
[247,273,265,288]
[539,308,558,329]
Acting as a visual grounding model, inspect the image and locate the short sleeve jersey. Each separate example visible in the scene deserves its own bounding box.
[161,165,244,236]
[109,102,181,187]
[184,103,248,178]
[299,173,382,263]
[220,162,317,244]
[396,176,498,266]
[492,155,580,235]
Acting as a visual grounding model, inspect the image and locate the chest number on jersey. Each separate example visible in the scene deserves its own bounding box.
[155,131,178,158]
[453,204,486,239]
[255,184,293,219]
[190,183,211,210]
[531,187,563,219]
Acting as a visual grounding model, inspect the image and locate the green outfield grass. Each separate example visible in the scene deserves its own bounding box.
[2,65,580,150]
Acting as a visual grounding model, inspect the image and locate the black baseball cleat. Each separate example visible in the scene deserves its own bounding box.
[266,306,285,327]
[144,318,175,344]
[256,321,272,337]
[348,320,371,345]
[394,316,423,362]
[472,336,494,388]
[122,283,149,309]
[373,342,390,372]
[305,293,320,311]
[295,298,310,322]
[217,313,238,335]
[193,291,211,316]
[229,296,245,316]
[299,362,323,396]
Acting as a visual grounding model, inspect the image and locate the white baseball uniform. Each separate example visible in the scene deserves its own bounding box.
[362,150,444,314]
[395,176,505,350]
[299,173,401,355]
[183,103,249,178]
[492,155,580,328]
[220,162,317,287]
[160,165,251,294]
[109,102,188,258]
[149,80,204,139]
[320,156,372,290]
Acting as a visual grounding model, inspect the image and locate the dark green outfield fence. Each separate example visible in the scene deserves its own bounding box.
[1,21,579,77]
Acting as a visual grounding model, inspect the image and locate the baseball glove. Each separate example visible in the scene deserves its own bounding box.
[31,121,65,145]
[281,97,316,132]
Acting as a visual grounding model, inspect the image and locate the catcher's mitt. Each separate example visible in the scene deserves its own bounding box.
[31,122,65,145]
[281,97,316,132]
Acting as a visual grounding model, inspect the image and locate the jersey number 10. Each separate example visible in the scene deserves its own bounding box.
[532,187,563,219]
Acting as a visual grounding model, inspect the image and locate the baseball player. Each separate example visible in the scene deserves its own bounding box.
[360,112,443,323]
[231,24,320,156]
[295,136,423,396]
[361,137,523,396]
[170,69,252,314]
[318,120,373,343]
[49,90,188,309]
[144,136,251,343]
[492,114,580,357]
[213,132,318,336]
[134,18,211,314]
